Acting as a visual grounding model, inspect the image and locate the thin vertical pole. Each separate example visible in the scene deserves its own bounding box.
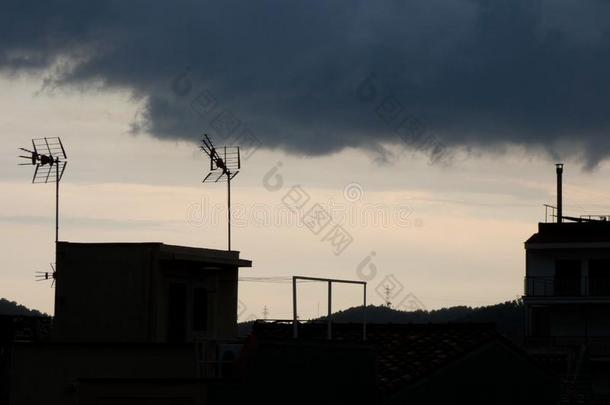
[544,205,548,223]
[54,161,59,308]
[556,163,563,223]
[363,283,367,341]
[327,281,332,340]
[292,277,298,338]
[55,161,59,244]
[54,161,59,297]
[227,172,231,251]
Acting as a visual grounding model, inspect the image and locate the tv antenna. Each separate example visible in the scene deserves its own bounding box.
[35,263,56,288]
[19,137,67,285]
[18,137,67,244]
[199,134,240,251]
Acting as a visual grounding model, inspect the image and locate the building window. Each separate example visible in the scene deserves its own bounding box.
[167,283,187,342]
[193,287,208,332]
[555,260,581,296]
[531,306,551,337]
[589,259,610,296]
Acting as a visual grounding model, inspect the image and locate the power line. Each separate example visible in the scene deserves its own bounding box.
[239,276,317,284]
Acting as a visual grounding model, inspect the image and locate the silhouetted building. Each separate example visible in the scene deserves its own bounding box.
[0,315,51,404]
[5,242,252,405]
[1,242,561,404]
[53,242,250,342]
[524,221,610,401]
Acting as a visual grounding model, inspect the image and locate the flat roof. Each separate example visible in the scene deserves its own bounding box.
[57,241,252,267]
[525,222,610,246]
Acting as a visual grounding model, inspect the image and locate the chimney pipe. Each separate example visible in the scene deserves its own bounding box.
[556,163,563,223]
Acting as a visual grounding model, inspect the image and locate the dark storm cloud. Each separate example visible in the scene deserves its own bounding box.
[1,0,610,165]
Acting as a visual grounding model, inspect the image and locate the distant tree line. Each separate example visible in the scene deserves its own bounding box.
[0,295,524,343]
[0,298,46,317]
[239,300,525,344]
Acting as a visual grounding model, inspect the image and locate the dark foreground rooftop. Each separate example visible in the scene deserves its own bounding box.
[251,321,540,394]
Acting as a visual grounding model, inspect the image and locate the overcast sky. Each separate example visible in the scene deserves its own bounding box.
[2,0,610,318]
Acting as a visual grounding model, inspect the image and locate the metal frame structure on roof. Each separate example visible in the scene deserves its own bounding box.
[292,276,367,341]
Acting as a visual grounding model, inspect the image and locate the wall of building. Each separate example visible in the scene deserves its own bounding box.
[527,247,610,278]
[9,342,199,405]
[55,243,242,343]
[587,305,610,336]
[526,250,558,278]
[55,243,156,342]
[549,305,586,336]
[214,269,238,339]
[528,304,610,338]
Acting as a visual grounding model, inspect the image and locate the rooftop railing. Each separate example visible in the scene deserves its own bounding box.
[525,276,610,297]
[526,336,610,354]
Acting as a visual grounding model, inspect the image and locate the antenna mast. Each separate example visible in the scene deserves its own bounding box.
[19,137,68,284]
[200,134,241,251]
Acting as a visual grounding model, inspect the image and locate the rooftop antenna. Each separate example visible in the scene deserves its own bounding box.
[199,134,240,251]
[19,137,67,283]
[35,264,56,288]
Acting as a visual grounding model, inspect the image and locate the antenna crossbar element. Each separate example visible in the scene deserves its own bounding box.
[200,134,216,157]
[200,136,240,175]
[32,137,67,161]
[19,137,68,184]
[34,264,56,287]
[201,170,240,184]
[32,161,67,184]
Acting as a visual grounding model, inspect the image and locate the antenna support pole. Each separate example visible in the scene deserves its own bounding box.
[227,172,231,251]
[292,276,298,339]
[327,281,332,340]
[55,161,60,243]
[556,163,563,223]
[54,161,59,297]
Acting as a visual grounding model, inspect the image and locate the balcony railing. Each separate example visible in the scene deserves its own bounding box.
[525,276,610,297]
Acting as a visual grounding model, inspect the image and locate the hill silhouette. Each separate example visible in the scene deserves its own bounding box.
[0,298,46,317]
[239,300,524,344]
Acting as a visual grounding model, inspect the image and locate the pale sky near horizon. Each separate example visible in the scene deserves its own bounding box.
[3,75,610,320]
